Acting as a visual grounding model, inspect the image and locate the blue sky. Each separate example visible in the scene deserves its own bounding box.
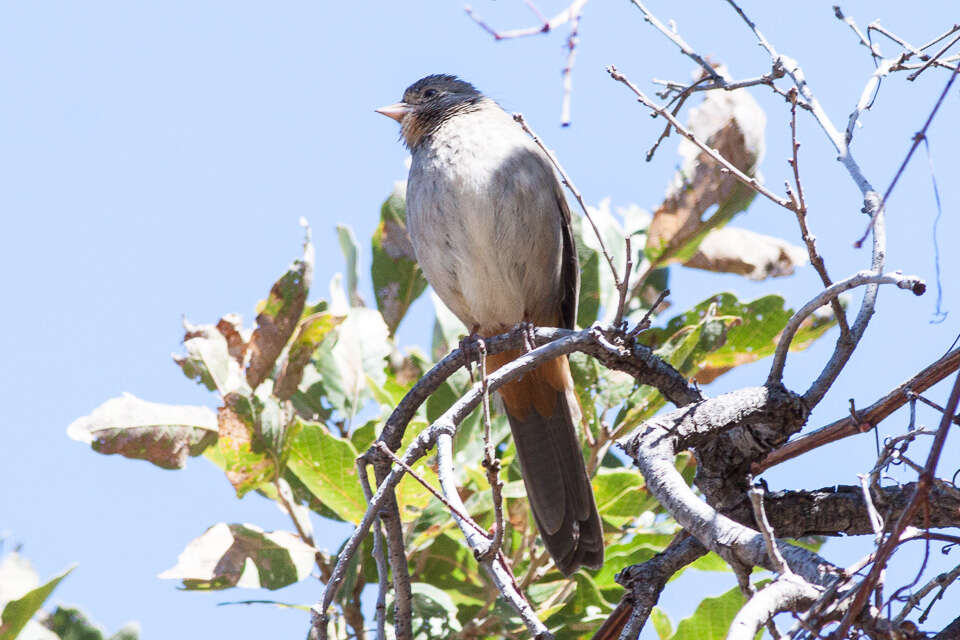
[2,1,958,638]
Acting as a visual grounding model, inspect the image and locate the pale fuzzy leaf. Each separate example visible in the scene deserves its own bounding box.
[0,553,40,606]
[175,320,248,395]
[684,227,807,280]
[158,523,316,590]
[336,224,364,307]
[67,393,217,469]
[324,308,391,418]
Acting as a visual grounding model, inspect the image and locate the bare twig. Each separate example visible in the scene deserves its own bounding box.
[607,64,794,211]
[893,562,960,625]
[757,347,960,472]
[628,0,724,86]
[833,6,884,62]
[767,270,925,386]
[512,112,622,290]
[832,369,960,638]
[748,484,792,576]
[786,88,849,336]
[613,236,633,328]
[475,342,505,562]
[628,288,670,338]
[907,31,960,81]
[356,459,389,640]
[560,3,585,126]
[466,0,589,126]
[436,433,554,639]
[854,60,960,248]
[858,474,884,545]
[374,442,487,536]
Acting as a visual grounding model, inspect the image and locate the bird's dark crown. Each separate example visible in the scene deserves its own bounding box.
[402,74,482,106]
[397,75,485,149]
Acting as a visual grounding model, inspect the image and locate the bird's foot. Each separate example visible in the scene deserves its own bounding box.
[458,332,486,383]
[514,321,537,353]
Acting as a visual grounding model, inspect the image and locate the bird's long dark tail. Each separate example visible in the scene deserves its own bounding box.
[488,351,604,575]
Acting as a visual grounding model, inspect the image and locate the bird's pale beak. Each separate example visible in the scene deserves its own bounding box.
[375,102,412,122]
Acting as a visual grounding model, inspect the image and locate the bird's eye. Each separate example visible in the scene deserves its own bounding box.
[423,88,437,98]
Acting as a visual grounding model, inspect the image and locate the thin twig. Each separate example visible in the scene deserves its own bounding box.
[907,32,960,81]
[560,2,586,126]
[475,341,505,562]
[767,270,925,386]
[893,562,960,625]
[858,474,884,545]
[628,0,724,86]
[786,88,849,336]
[374,442,488,537]
[607,64,794,211]
[356,459,389,640]
[832,369,960,638]
[628,288,670,338]
[833,6,884,62]
[748,484,792,576]
[613,236,633,328]
[466,0,588,126]
[855,60,960,247]
[512,112,622,290]
[436,433,554,638]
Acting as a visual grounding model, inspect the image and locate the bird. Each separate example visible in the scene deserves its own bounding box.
[376,74,603,575]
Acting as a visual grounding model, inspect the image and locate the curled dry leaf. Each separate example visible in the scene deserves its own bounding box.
[646,70,766,267]
[245,230,315,390]
[683,226,807,280]
[67,393,217,469]
[216,313,249,366]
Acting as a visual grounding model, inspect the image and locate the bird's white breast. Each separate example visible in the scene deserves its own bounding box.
[406,103,565,333]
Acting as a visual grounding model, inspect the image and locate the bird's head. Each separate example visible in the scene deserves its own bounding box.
[376,74,483,149]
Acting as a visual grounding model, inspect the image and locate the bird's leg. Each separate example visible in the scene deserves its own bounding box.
[514,320,537,353]
[458,327,485,383]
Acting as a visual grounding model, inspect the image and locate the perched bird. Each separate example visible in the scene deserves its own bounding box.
[376,74,603,575]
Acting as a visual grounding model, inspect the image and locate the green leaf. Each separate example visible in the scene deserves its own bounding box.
[67,394,217,470]
[246,225,314,389]
[314,308,391,419]
[591,535,672,596]
[688,552,733,573]
[670,582,758,640]
[47,606,140,640]
[574,216,601,328]
[274,312,344,401]
[286,419,367,523]
[372,183,428,335]
[349,418,379,455]
[0,563,74,640]
[643,292,837,384]
[336,224,364,307]
[159,523,316,590]
[544,573,613,639]
[593,468,655,524]
[393,583,463,640]
[217,392,276,497]
[651,607,673,640]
